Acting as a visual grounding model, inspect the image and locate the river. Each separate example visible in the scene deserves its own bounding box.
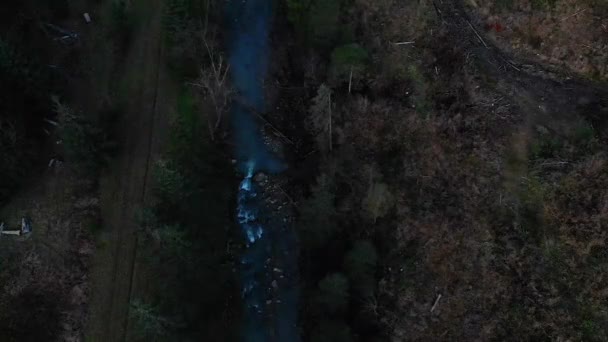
[226,1,300,341]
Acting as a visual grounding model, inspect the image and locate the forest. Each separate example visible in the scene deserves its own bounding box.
[0,0,607,341]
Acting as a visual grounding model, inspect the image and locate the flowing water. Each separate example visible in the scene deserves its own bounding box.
[226,1,299,341]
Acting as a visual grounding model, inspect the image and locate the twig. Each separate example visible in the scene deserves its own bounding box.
[348,66,353,94]
[278,185,296,206]
[392,41,415,46]
[236,97,295,145]
[328,92,332,152]
[466,20,488,48]
[500,56,521,71]
[540,161,569,167]
[257,112,294,145]
[561,8,587,22]
[431,294,443,312]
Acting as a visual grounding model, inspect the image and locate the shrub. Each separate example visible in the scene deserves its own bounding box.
[164,0,204,77]
[54,98,114,172]
[311,320,353,342]
[153,159,188,205]
[344,240,378,297]
[298,174,337,248]
[330,43,369,84]
[286,0,312,30]
[110,0,136,52]
[406,64,431,114]
[309,0,341,47]
[130,300,173,339]
[317,273,350,313]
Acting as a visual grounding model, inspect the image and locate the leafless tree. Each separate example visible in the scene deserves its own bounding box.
[190,38,232,141]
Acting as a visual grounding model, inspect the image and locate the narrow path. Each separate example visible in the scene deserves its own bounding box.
[436,1,608,133]
[85,0,166,340]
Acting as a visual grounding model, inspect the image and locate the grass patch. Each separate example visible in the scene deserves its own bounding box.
[530,128,563,159]
[329,43,369,85]
[496,0,515,10]
[163,0,209,78]
[571,119,598,152]
[407,64,431,117]
[531,0,558,10]
[109,0,139,54]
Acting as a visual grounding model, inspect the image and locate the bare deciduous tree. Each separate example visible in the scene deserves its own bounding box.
[190,38,232,141]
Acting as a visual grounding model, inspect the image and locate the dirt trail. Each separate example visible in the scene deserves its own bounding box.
[86,0,170,340]
[435,1,608,136]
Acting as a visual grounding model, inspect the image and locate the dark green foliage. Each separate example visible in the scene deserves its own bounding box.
[311,320,353,342]
[137,88,238,341]
[531,0,558,10]
[0,39,20,75]
[298,174,338,248]
[153,159,188,206]
[286,0,344,48]
[572,120,598,152]
[330,43,369,85]
[164,0,207,78]
[297,170,385,340]
[110,0,137,52]
[496,0,515,10]
[406,63,431,115]
[129,300,173,340]
[317,273,350,313]
[286,0,312,30]
[530,132,562,159]
[344,240,378,297]
[309,0,341,47]
[54,98,115,173]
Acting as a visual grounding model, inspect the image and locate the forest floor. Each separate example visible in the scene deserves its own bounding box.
[349,1,608,340]
[85,0,174,340]
[277,0,608,340]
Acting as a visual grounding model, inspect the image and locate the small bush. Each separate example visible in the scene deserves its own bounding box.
[311,320,353,342]
[309,0,341,47]
[344,240,378,297]
[572,120,598,151]
[407,64,431,115]
[531,0,558,10]
[153,159,188,205]
[287,0,312,31]
[130,299,174,339]
[298,174,338,248]
[54,98,114,173]
[164,0,204,78]
[110,0,137,52]
[330,43,369,84]
[317,273,350,313]
[529,133,562,159]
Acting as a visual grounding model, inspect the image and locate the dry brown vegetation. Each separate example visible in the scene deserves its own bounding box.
[289,0,608,340]
[0,169,97,341]
[468,0,608,79]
